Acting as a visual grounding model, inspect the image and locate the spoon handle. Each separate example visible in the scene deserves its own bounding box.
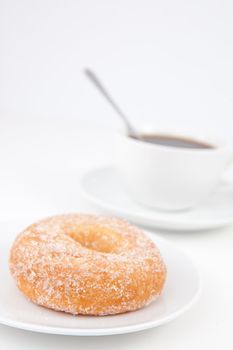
[84,69,138,137]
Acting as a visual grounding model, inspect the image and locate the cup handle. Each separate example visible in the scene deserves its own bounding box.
[221,152,233,187]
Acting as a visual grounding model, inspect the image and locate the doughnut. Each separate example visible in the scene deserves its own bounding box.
[9,214,167,316]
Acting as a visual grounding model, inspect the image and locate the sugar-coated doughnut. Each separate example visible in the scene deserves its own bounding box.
[9,214,167,316]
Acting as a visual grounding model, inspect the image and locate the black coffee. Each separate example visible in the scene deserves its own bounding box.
[137,134,214,149]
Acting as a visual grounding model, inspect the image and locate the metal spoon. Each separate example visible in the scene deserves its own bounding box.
[84,68,140,139]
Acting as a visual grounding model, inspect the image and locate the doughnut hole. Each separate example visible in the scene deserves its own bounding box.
[66,224,129,254]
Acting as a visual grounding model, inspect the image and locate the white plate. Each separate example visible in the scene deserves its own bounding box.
[80,165,233,231]
[0,219,200,336]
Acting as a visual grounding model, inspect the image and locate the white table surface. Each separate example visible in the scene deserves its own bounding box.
[0,120,232,350]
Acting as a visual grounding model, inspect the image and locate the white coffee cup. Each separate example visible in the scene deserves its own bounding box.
[115,129,233,211]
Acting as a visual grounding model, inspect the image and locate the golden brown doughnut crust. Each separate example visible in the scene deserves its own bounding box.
[9,214,167,315]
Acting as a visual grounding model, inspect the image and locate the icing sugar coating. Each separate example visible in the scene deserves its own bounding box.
[9,214,167,315]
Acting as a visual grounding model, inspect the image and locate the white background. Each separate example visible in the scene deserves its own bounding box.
[0,1,233,349]
[0,0,233,138]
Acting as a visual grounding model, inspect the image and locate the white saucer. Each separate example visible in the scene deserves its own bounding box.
[0,219,200,336]
[81,165,233,231]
